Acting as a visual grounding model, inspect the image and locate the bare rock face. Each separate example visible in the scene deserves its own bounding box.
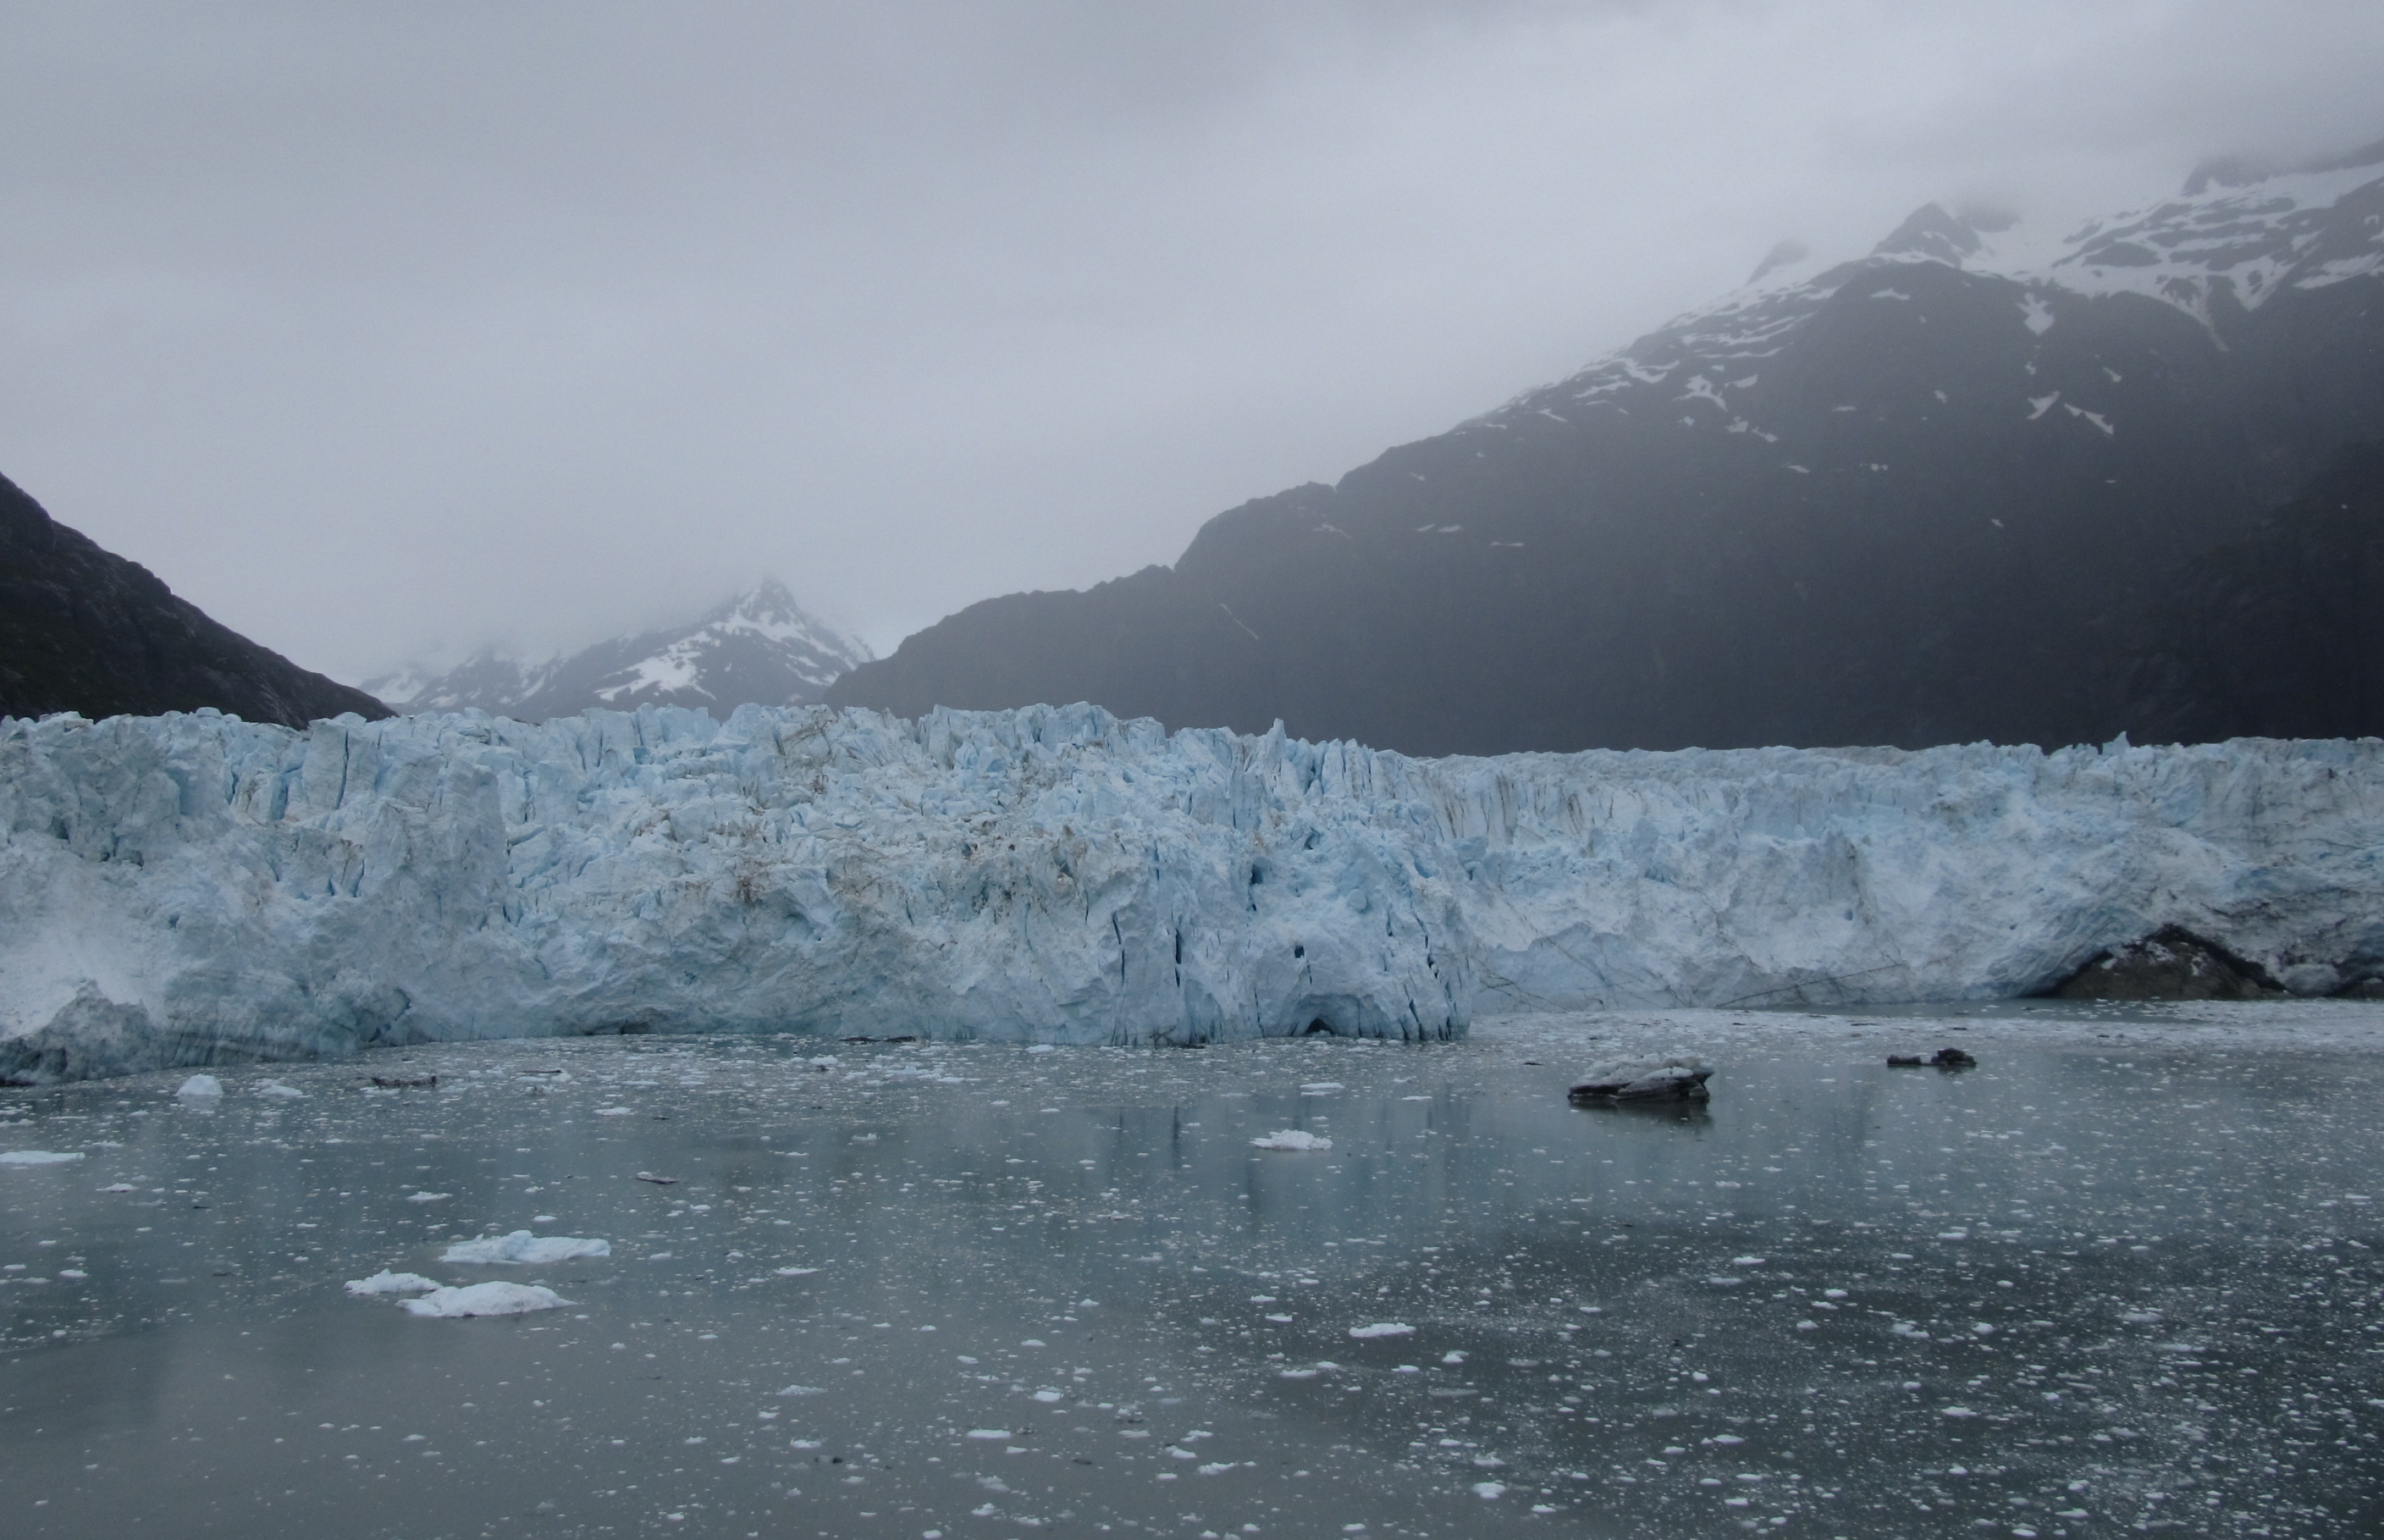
[2047,925,2282,1002]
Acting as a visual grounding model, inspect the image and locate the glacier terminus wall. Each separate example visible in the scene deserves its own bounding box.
[5,703,2383,1083]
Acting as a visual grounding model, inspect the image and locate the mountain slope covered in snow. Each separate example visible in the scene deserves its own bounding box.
[6,703,2382,1082]
[370,580,869,721]
[832,143,2384,754]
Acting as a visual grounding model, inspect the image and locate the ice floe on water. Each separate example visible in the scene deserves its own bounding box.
[439,1230,610,1264]
[1250,1129,1331,1151]
[8,704,2384,1081]
[399,1282,570,1318]
[174,1075,222,1099]
[343,1270,440,1295]
[0,1149,82,1164]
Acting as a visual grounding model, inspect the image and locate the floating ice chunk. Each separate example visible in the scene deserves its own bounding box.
[255,1080,306,1098]
[775,1385,826,1397]
[1348,1322,1415,1339]
[1,1150,84,1165]
[1025,1044,1056,1054]
[1472,1482,1506,1499]
[594,1107,633,1117]
[775,1266,820,1277]
[1940,1405,1978,1418]
[101,1182,136,1191]
[176,1075,224,1099]
[345,1270,441,1295]
[405,1191,450,1202]
[1299,1082,1344,1094]
[965,1428,1012,1439]
[1250,1130,1332,1151]
[400,1282,569,1317]
[1569,1056,1712,1103]
[441,1230,610,1264]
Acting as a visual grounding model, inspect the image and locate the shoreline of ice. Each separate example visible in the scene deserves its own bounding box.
[5,702,2383,1084]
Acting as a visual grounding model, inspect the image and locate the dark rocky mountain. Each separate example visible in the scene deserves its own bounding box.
[367,579,869,720]
[0,472,389,728]
[2125,438,2384,742]
[831,145,2384,753]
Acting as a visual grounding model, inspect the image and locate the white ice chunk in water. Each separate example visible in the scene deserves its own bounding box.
[1250,1129,1331,1151]
[175,1075,223,1099]
[400,1282,569,1318]
[1348,1322,1415,1339]
[1,1150,84,1165]
[405,1191,450,1203]
[441,1230,610,1264]
[345,1270,441,1295]
[776,1385,827,1397]
[255,1080,306,1098]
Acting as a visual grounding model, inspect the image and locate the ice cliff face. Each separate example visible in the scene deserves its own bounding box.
[5,704,2382,1083]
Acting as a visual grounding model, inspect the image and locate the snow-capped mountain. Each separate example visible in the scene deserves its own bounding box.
[834,141,2384,753]
[370,580,870,720]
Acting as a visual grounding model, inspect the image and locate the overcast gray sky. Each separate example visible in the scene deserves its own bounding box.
[4,1,2381,682]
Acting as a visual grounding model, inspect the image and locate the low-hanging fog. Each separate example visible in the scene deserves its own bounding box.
[3,0,2381,682]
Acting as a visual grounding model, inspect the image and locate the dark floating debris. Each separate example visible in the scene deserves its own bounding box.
[1569,1054,1713,1104]
[1887,1048,1977,1069]
[633,1172,680,1185]
[367,1074,438,1089]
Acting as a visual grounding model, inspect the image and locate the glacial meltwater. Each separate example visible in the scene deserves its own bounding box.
[4,1007,2381,1539]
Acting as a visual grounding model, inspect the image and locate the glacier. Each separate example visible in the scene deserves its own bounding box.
[3,702,2383,1084]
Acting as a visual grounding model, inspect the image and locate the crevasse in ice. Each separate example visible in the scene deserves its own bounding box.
[3,702,2381,1083]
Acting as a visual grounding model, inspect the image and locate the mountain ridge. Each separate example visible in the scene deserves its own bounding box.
[0,471,390,729]
[831,143,2384,753]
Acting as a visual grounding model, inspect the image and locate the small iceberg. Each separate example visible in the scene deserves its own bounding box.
[1,1150,85,1165]
[345,1270,441,1295]
[176,1074,224,1099]
[1568,1054,1713,1104]
[1250,1129,1332,1151]
[1347,1322,1415,1339]
[255,1080,306,1099]
[441,1230,610,1264]
[401,1282,570,1318]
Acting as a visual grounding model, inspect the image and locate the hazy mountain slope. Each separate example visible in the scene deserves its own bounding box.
[0,472,389,728]
[370,579,869,720]
[2124,439,2384,742]
[831,146,2384,753]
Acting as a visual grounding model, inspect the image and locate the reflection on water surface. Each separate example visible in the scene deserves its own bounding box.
[3,1008,2381,1537]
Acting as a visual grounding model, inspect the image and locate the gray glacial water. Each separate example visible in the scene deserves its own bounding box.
[3,1008,2381,1539]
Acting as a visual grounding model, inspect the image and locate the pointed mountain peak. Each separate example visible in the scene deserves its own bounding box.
[1871,203,1984,265]
[373,579,869,720]
[1746,239,1812,286]
[714,576,802,623]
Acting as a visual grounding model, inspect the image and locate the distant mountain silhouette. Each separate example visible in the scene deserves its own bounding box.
[0,472,389,728]
[833,143,2384,753]
[367,579,869,720]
